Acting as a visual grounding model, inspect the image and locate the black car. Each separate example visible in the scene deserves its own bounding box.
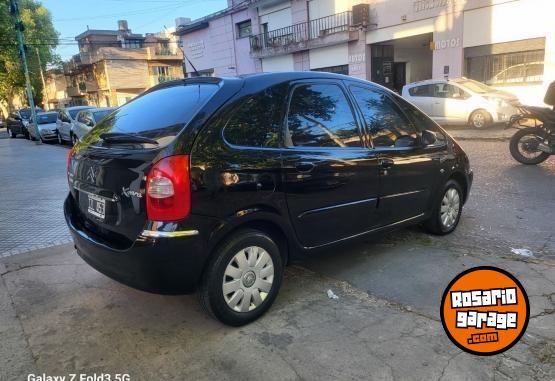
[65,72,473,326]
[6,107,44,138]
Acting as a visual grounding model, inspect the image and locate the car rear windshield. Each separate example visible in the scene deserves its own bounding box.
[69,108,91,119]
[93,109,113,122]
[84,83,219,147]
[37,113,57,124]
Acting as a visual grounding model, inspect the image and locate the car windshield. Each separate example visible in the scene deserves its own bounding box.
[37,113,57,124]
[83,83,219,148]
[19,109,31,119]
[93,109,113,122]
[69,108,91,119]
[456,79,493,94]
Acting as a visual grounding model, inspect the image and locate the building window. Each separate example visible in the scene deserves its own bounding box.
[311,65,349,76]
[237,20,252,38]
[464,39,545,86]
[122,39,143,49]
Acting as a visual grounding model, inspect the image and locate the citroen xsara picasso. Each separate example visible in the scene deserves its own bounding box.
[65,72,473,326]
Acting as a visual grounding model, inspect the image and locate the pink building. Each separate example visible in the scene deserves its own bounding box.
[175,0,554,104]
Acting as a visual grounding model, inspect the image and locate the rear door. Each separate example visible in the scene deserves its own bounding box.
[349,84,439,226]
[68,82,220,244]
[281,80,380,248]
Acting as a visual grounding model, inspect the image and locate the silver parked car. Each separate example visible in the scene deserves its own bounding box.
[28,112,59,142]
[72,107,116,141]
[56,106,94,145]
[402,78,520,128]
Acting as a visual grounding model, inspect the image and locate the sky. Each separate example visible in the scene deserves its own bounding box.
[40,0,228,60]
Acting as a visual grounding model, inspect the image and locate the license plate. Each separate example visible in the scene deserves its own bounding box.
[87,194,106,220]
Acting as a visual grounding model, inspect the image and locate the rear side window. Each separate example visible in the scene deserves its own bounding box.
[286,83,362,148]
[350,85,417,148]
[84,84,218,146]
[408,85,432,97]
[395,95,447,146]
[223,86,285,148]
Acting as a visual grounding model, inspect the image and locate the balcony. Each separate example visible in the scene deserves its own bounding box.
[249,11,358,58]
[148,47,182,60]
[67,81,98,97]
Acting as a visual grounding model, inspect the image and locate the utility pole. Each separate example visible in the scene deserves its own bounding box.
[36,48,48,110]
[9,0,41,144]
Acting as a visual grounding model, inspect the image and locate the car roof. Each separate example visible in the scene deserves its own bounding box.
[37,111,57,115]
[147,71,378,96]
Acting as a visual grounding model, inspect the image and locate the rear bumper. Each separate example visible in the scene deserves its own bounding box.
[64,194,211,294]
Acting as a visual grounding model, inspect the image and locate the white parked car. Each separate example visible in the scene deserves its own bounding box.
[56,106,94,145]
[73,107,116,141]
[28,112,59,142]
[402,78,520,128]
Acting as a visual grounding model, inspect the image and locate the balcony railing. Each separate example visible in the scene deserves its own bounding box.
[154,48,178,56]
[250,11,352,52]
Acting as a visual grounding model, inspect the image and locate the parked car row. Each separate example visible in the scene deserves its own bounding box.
[6,106,116,144]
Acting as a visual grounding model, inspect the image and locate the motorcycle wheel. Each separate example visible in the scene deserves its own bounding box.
[509,127,550,165]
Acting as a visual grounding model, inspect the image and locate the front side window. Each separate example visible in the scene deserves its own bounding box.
[350,85,417,148]
[432,83,468,99]
[395,95,447,146]
[286,83,361,148]
[223,85,286,148]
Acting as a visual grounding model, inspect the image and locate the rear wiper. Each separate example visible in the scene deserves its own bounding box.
[100,132,158,145]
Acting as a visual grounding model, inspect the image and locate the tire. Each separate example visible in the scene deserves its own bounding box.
[71,133,78,146]
[469,110,491,129]
[9,129,16,138]
[509,127,550,165]
[199,229,283,326]
[57,132,63,145]
[424,179,463,235]
[24,130,30,140]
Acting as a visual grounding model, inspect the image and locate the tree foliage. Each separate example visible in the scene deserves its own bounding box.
[0,0,59,111]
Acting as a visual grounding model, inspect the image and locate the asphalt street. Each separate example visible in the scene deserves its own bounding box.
[0,129,553,380]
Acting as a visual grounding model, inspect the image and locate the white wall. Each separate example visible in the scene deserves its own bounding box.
[308,0,363,20]
[463,0,555,105]
[259,1,292,31]
[394,47,432,83]
[309,43,348,69]
[262,54,295,72]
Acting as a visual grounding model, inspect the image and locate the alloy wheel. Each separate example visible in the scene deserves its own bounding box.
[440,188,460,229]
[222,246,274,313]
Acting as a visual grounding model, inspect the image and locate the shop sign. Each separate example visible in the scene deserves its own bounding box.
[413,0,461,13]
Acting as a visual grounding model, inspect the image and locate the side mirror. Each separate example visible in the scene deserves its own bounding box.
[421,130,437,146]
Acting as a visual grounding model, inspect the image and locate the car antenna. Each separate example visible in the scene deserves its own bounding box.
[183,53,200,77]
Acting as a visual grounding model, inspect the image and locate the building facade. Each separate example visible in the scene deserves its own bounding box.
[65,21,184,107]
[175,0,555,105]
[43,69,70,110]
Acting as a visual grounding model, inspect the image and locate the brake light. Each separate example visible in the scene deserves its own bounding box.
[146,155,191,222]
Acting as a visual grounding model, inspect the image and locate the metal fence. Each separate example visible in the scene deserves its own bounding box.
[250,11,352,51]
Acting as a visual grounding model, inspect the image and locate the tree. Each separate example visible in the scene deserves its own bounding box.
[0,0,59,112]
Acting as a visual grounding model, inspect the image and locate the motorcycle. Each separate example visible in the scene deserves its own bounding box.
[507,82,555,165]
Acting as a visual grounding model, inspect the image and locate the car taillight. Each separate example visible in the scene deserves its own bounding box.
[146,155,191,222]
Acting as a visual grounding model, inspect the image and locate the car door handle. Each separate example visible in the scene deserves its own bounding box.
[295,162,315,173]
[378,158,394,169]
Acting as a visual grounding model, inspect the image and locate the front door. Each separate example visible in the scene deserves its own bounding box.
[348,84,438,226]
[281,81,380,248]
[393,62,406,94]
[432,83,470,124]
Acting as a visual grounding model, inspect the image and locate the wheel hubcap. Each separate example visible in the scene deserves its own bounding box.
[222,246,274,313]
[473,114,485,128]
[440,188,460,229]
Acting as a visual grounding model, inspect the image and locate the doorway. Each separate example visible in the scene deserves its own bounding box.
[370,33,433,91]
